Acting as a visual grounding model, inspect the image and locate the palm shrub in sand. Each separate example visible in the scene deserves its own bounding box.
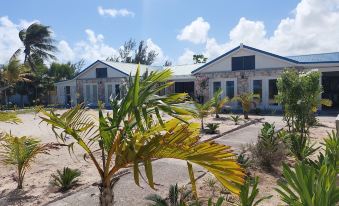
[41,66,244,206]
[50,167,81,192]
[0,134,50,189]
[193,98,215,131]
[232,93,260,119]
[212,88,229,118]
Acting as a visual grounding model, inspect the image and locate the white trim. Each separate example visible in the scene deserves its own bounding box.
[83,83,98,105]
[209,78,237,100]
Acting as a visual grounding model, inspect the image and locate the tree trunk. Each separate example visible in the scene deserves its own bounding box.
[244,112,249,119]
[201,118,204,131]
[99,183,114,206]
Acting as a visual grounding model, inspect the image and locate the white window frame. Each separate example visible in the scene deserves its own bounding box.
[209,78,237,100]
[83,83,98,105]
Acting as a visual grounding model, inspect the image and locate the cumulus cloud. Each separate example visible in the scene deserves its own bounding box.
[179,0,339,62]
[177,49,195,64]
[0,16,38,64]
[98,6,135,18]
[177,17,210,44]
[146,38,169,65]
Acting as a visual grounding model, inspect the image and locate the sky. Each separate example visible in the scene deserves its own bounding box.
[1,0,339,67]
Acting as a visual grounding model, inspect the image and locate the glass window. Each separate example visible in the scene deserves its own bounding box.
[115,84,120,99]
[226,81,235,99]
[253,80,262,101]
[232,56,255,71]
[213,82,221,94]
[96,68,107,78]
[269,79,278,105]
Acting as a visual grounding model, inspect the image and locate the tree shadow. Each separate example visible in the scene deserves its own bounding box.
[2,189,37,206]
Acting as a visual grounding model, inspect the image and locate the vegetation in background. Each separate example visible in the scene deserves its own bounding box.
[285,132,319,161]
[193,98,215,130]
[239,177,272,206]
[249,122,286,171]
[0,112,21,123]
[205,123,219,134]
[0,134,50,189]
[232,93,260,119]
[50,167,81,192]
[193,54,208,64]
[41,67,244,206]
[106,38,158,65]
[212,88,229,118]
[230,115,242,125]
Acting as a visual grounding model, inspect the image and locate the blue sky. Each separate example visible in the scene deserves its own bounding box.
[1,0,339,66]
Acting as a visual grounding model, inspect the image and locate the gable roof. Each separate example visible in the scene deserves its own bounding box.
[192,44,339,74]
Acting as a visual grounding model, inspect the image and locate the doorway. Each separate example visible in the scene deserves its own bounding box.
[174,81,195,97]
[322,72,339,110]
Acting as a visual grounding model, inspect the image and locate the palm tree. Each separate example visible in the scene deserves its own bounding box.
[232,93,260,119]
[0,134,50,189]
[212,89,229,118]
[0,56,32,105]
[41,67,244,206]
[16,23,57,71]
[193,98,215,130]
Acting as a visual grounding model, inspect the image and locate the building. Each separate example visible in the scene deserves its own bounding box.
[56,44,339,110]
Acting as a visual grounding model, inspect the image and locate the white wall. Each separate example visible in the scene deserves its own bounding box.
[77,62,127,79]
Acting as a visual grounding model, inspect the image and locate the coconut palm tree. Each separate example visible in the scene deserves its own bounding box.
[232,93,260,119]
[41,66,244,206]
[16,23,57,71]
[193,98,215,130]
[212,89,229,118]
[0,134,50,189]
[0,56,32,105]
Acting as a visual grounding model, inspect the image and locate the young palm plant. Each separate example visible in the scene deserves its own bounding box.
[193,98,215,130]
[230,115,242,125]
[41,67,244,206]
[232,93,260,119]
[212,89,229,118]
[50,167,81,192]
[239,177,272,206]
[0,134,50,189]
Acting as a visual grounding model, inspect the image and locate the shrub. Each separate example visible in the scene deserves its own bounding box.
[239,177,272,206]
[51,167,81,192]
[236,151,251,169]
[232,93,260,119]
[249,122,286,171]
[276,162,339,206]
[207,197,224,206]
[212,88,229,118]
[205,123,219,134]
[286,133,319,161]
[0,134,49,189]
[230,115,242,125]
[0,111,21,123]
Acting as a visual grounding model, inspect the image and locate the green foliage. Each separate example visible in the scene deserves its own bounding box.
[276,69,332,138]
[205,123,219,134]
[41,66,244,205]
[212,89,229,118]
[50,167,81,192]
[239,177,272,206]
[193,98,215,130]
[49,62,81,81]
[207,197,224,206]
[0,112,21,123]
[232,93,260,119]
[230,115,242,125]
[236,152,250,169]
[193,54,208,64]
[249,122,286,171]
[286,133,319,161]
[0,134,49,189]
[276,162,339,206]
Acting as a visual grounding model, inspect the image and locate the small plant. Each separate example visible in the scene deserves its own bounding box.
[50,167,81,192]
[237,151,250,169]
[207,197,224,206]
[239,177,272,206]
[0,134,49,189]
[193,99,215,130]
[232,93,260,119]
[230,115,242,125]
[205,123,220,134]
[287,133,319,161]
[212,88,229,118]
[203,177,218,198]
[0,111,21,123]
[145,183,196,206]
[276,163,339,206]
[249,122,286,171]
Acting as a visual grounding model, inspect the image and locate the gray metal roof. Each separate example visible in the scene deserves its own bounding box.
[286,52,339,63]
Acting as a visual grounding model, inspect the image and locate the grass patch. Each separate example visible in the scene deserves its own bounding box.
[0,112,22,123]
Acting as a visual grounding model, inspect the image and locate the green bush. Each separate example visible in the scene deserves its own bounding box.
[249,122,286,171]
[205,123,219,134]
[50,167,81,192]
[286,133,319,161]
[230,115,242,125]
[239,177,272,206]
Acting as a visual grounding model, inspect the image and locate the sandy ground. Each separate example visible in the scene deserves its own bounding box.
[0,110,337,206]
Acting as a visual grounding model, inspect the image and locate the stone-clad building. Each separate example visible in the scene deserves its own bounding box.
[56,44,339,110]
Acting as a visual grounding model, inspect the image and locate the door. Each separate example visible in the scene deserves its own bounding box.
[84,84,98,106]
[174,82,195,97]
[322,72,339,109]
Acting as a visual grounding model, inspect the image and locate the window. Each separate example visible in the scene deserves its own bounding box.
[231,55,255,71]
[226,81,235,99]
[96,68,107,78]
[115,84,120,99]
[253,80,262,101]
[269,79,278,105]
[213,82,221,94]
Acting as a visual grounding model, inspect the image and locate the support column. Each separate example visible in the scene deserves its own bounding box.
[336,114,339,134]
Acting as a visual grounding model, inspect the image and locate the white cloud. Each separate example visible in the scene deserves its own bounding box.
[0,16,37,64]
[177,17,210,44]
[146,38,169,65]
[98,6,135,18]
[57,40,75,62]
[177,49,195,64]
[183,0,339,61]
